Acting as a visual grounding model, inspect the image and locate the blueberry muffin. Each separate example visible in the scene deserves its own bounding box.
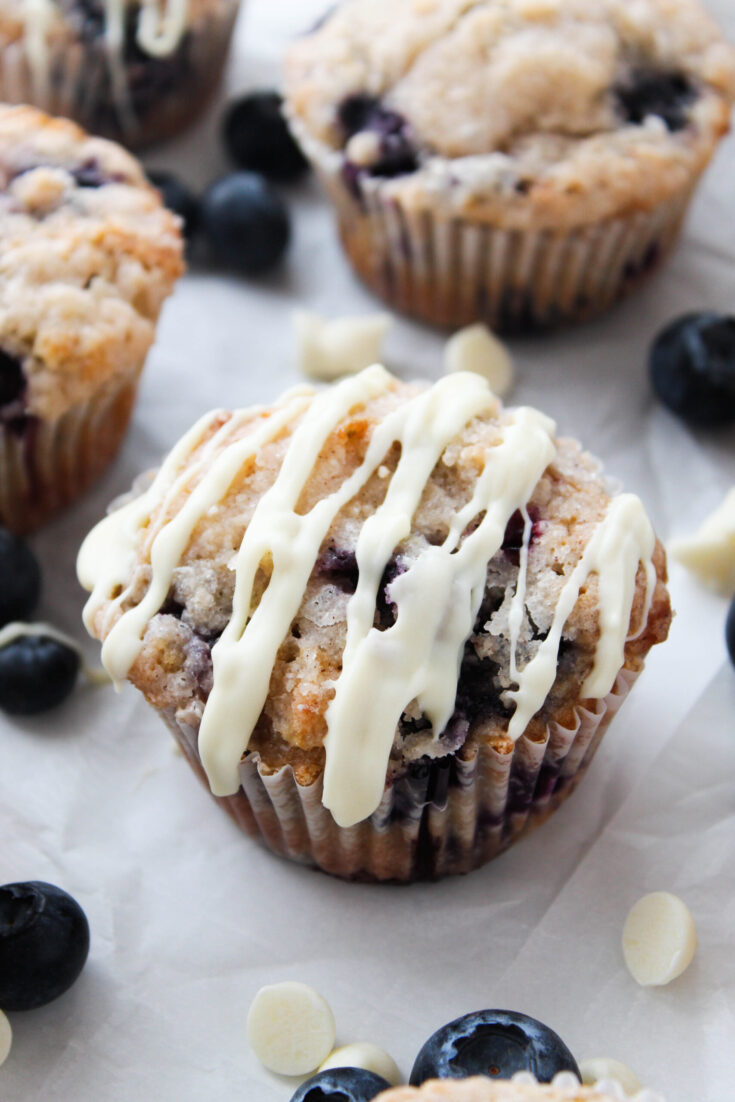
[0,104,184,533]
[0,0,241,148]
[376,1080,663,1102]
[284,0,735,331]
[78,366,671,881]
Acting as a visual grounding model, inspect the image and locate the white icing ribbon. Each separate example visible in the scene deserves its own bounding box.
[78,367,657,828]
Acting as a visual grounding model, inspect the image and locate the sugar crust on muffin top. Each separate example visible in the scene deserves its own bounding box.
[79,367,671,828]
[284,0,735,228]
[0,104,184,421]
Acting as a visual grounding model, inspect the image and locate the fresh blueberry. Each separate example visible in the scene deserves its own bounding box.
[147,170,200,238]
[410,1010,580,1085]
[288,1068,390,1102]
[201,172,290,276]
[0,635,79,715]
[223,91,309,182]
[0,527,41,627]
[0,881,90,1011]
[616,70,694,131]
[650,312,735,426]
[0,349,25,409]
[726,597,735,669]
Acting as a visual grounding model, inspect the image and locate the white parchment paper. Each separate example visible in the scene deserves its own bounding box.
[1,2,734,1099]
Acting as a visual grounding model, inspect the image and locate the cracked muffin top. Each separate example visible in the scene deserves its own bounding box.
[284,0,735,228]
[0,105,184,422]
[79,367,671,828]
[376,1079,659,1101]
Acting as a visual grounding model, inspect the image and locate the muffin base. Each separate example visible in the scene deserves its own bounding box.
[0,374,138,534]
[329,174,694,332]
[289,113,703,332]
[163,668,638,882]
[0,2,240,148]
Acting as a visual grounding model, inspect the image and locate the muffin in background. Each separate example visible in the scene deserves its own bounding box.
[284,0,735,332]
[78,366,671,882]
[0,104,184,533]
[0,0,241,148]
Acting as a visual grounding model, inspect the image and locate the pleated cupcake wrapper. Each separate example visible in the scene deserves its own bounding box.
[164,667,639,882]
[0,373,138,534]
[0,1,240,147]
[289,123,697,331]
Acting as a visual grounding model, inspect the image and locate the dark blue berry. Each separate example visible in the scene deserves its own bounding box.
[410,1010,580,1085]
[726,597,735,669]
[0,881,90,1011]
[0,348,25,409]
[147,170,201,238]
[338,95,418,179]
[201,172,290,276]
[288,1068,390,1102]
[650,313,735,426]
[223,91,309,182]
[0,527,41,626]
[616,70,695,131]
[71,158,111,188]
[0,634,79,715]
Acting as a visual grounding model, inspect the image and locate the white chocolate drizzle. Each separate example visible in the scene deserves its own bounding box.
[78,367,657,828]
[23,0,190,134]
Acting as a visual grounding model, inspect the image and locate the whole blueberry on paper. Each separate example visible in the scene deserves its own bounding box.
[726,597,735,668]
[410,1009,580,1085]
[289,1068,391,1102]
[0,882,90,1010]
[650,312,735,426]
[201,172,290,275]
[0,526,41,626]
[223,91,309,182]
[0,635,79,715]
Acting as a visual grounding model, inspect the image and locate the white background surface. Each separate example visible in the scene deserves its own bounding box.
[2,2,735,1099]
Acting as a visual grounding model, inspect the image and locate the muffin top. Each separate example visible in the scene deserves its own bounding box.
[376,1079,662,1102]
[78,367,670,828]
[0,105,184,422]
[284,0,735,228]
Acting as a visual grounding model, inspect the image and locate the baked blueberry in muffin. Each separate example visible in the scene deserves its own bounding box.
[0,104,183,532]
[79,366,671,881]
[284,0,735,330]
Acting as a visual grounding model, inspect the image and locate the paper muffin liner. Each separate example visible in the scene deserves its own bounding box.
[0,372,139,534]
[291,127,698,331]
[162,667,639,882]
[0,0,240,148]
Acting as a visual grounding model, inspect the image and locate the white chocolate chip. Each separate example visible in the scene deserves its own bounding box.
[444,323,514,397]
[0,1010,11,1067]
[246,982,336,1076]
[622,892,698,986]
[669,487,735,595]
[511,1072,539,1085]
[580,1058,642,1096]
[319,1042,401,1085]
[594,1080,627,1100]
[345,131,383,167]
[551,1071,581,1090]
[294,311,392,382]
